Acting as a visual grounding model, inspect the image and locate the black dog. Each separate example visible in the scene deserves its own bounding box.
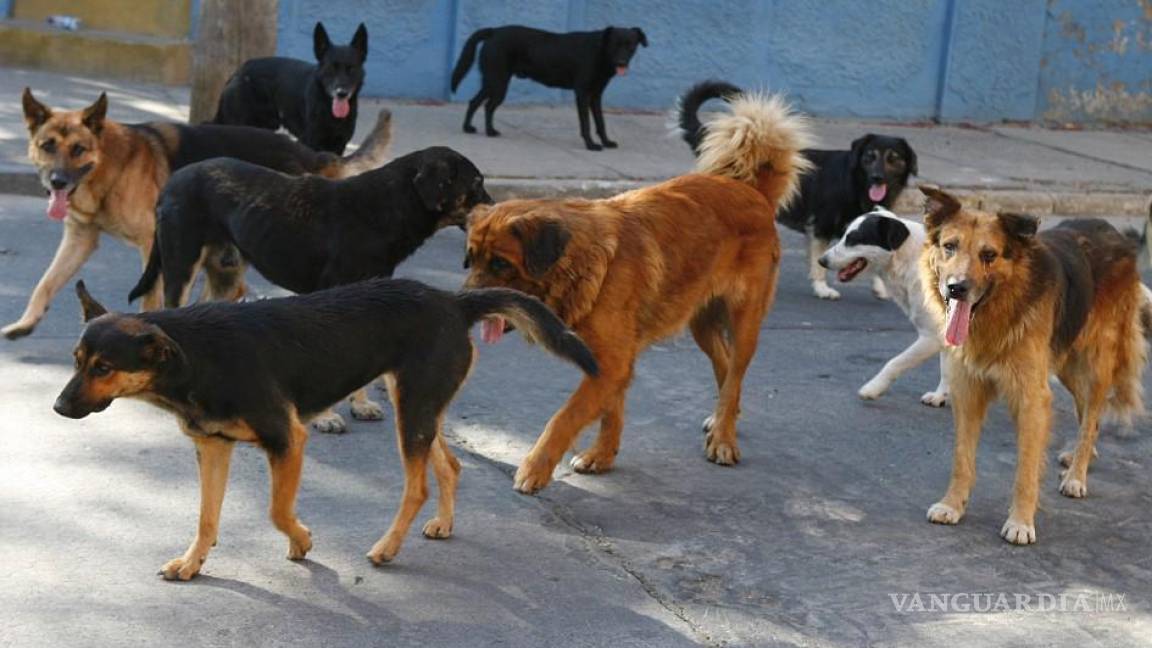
[56,279,597,580]
[213,22,368,155]
[679,80,918,300]
[450,25,647,151]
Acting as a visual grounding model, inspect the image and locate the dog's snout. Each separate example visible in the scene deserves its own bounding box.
[817,254,830,269]
[49,173,69,190]
[947,281,970,300]
[52,394,80,418]
[334,89,350,99]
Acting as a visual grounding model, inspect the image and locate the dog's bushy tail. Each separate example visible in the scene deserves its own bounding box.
[1106,280,1150,426]
[693,89,813,209]
[675,80,744,155]
[455,288,599,377]
[129,235,162,303]
[450,28,494,92]
[324,108,392,179]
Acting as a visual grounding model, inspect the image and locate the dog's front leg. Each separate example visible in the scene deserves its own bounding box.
[575,91,601,151]
[921,352,950,407]
[3,220,99,339]
[160,435,235,581]
[590,92,616,148]
[858,334,939,401]
[806,234,839,300]
[927,369,994,527]
[1001,375,1052,545]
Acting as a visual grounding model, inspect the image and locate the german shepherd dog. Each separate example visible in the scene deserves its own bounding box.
[5,89,392,341]
[128,147,492,434]
[54,279,597,580]
[920,186,1149,545]
[679,80,918,300]
[450,25,647,151]
[464,92,810,493]
[213,22,368,155]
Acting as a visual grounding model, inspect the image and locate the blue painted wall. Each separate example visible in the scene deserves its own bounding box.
[268,0,1152,123]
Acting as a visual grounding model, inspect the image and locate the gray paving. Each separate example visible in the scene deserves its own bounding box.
[2,192,1151,647]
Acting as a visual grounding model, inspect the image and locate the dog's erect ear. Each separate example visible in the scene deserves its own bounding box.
[313,22,332,61]
[921,185,962,234]
[135,329,183,366]
[413,158,453,212]
[877,216,910,250]
[997,211,1039,242]
[76,281,108,322]
[901,140,919,176]
[22,88,52,133]
[633,27,648,47]
[81,93,108,136]
[515,219,570,277]
[350,23,368,62]
[849,134,876,168]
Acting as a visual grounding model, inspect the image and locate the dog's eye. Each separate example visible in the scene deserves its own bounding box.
[489,257,511,273]
[942,241,957,256]
[90,362,112,377]
[979,249,998,264]
[71,144,86,158]
[40,140,57,153]
[862,150,878,162]
[886,150,903,162]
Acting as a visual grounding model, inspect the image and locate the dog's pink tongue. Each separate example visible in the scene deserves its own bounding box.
[945,298,971,347]
[332,96,350,119]
[46,189,69,221]
[480,316,505,345]
[616,65,628,76]
[868,184,887,203]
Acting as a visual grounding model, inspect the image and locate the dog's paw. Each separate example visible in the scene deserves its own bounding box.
[159,555,203,581]
[601,140,618,149]
[926,502,963,525]
[920,391,948,407]
[349,398,385,421]
[287,524,312,560]
[1057,446,1098,467]
[1000,518,1037,545]
[422,517,453,539]
[463,124,477,134]
[1059,474,1088,498]
[311,411,347,434]
[858,379,889,400]
[813,284,841,300]
[366,536,400,566]
[2,320,35,340]
[570,449,615,474]
[513,457,554,495]
[871,280,891,301]
[704,432,740,465]
[585,142,603,151]
[485,128,501,137]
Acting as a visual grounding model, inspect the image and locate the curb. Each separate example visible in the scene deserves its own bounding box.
[4,170,1149,218]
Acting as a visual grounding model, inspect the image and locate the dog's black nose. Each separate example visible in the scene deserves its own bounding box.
[49,176,68,190]
[817,255,829,269]
[947,281,969,300]
[335,89,350,99]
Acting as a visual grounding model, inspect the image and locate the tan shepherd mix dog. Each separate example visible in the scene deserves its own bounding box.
[4,90,390,340]
[464,93,811,493]
[920,186,1148,545]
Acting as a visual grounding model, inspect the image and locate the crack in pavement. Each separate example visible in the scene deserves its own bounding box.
[441,428,723,648]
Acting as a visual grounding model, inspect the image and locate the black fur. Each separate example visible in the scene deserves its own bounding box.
[517,220,571,277]
[57,278,599,458]
[450,25,647,151]
[213,22,368,155]
[129,147,491,306]
[843,214,911,251]
[678,80,918,241]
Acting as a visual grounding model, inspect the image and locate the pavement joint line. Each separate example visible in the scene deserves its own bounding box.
[441,427,721,647]
[987,129,1152,177]
[500,119,629,180]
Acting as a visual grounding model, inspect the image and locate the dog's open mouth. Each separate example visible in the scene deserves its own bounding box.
[837,258,868,283]
[480,315,512,344]
[868,183,887,203]
[45,188,73,221]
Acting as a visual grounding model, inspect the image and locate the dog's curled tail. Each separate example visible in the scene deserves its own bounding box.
[675,80,744,155]
[328,108,392,179]
[129,236,162,303]
[694,89,813,209]
[455,288,599,377]
[450,28,494,92]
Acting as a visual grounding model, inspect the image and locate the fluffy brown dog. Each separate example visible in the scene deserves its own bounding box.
[464,93,811,493]
[920,186,1148,545]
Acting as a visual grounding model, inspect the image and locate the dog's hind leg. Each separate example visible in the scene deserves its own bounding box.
[160,435,235,581]
[267,415,313,560]
[690,300,732,432]
[858,335,939,401]
[200,245,247,303]
[348,386,386,421]
[807,234,839,300]
[482,77,509,137]
[422,435,461,539]
[463,88,487,134]
[704,296,768,466]
[1056,353,1110,499]
[927,370,994,528]
[921,352,950,407]
[310,408,348,434]
[3,220,99,339]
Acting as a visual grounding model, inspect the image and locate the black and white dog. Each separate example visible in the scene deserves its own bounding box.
[212,22,368,155]
[818,209,948,406]
[679,80,918,300]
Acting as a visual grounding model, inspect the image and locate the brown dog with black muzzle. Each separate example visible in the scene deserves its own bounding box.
[464,92,811,494]
[920,186,1149,545]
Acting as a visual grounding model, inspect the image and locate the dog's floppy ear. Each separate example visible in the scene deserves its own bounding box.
[996,211,1039,242]
[135,329,184,367]
[22,88,52,133]
[350,23,368,62]
[877,216,910,250]
[81,93,108,136]
[413,158,453,212]
[514,219,570,277]
[901,139,919,176]
[921,185,962,234]
[849,134,876,166]
[633,27,648,47]
[313,22,332,61]
[75,281,108,322]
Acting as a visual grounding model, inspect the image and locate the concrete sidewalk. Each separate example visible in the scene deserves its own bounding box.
[1,67,1150,216]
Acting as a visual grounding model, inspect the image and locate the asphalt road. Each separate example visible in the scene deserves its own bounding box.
[1,194,1150,647]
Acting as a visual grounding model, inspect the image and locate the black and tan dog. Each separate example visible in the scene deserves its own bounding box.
[4,89,392,340]
[679,80,917,300]
[920,186,1149,545]
[54,279,597,580]
[128,146,490,433]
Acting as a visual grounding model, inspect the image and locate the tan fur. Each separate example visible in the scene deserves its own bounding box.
[920,187,1147,545]
[465,93,810,493]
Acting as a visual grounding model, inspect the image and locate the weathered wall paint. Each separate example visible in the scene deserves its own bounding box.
[1038,0,1152,124]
